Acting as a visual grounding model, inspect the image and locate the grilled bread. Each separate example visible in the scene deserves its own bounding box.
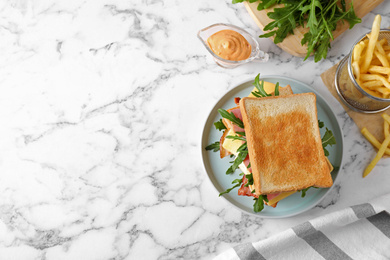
[239,93,333,196]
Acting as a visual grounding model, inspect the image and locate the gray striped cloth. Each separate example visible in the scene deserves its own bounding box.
[214,193,390,260]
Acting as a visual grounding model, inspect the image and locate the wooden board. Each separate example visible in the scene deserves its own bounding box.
[244,0,384,57]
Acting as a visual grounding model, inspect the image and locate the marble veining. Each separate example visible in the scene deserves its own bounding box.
[1,0,390,259]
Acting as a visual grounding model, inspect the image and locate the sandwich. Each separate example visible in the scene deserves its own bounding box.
[206,74,336,212]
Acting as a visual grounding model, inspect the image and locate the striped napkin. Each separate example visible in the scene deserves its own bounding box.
[214,193,390,260]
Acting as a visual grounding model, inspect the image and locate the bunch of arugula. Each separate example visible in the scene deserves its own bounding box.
[205,74,337,212]
[232,0,361,62]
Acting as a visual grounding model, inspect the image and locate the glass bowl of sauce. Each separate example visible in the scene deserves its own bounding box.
[197,23,269,68]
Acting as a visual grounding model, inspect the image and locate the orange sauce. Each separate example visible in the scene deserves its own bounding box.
[207,30,251,61]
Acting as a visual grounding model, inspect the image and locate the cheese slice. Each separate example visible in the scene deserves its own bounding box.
[222,129,243,156]
[326,157,334,172]
[267,191,296,206]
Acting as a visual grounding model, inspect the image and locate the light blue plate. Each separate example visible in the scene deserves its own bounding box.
[201,75,344,218]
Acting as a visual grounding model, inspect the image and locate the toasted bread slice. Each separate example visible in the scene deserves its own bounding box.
[239,93,333,196]
[278,85,293,96]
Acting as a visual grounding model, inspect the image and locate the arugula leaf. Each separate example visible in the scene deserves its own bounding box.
[219,178,243,196]
[205,141,220,152]
[300,187,310,198]
[318,119,324,129]
[236,131,246,136]
[252,74,271,97]
[237,142,248,153]
[253,197,264,212]
[253,195,268,212]
[218,109,244,129]
[214,119,226,131]
[300,186,318,197]
[257,0,281,10]
[245,173,254,187]
[318,120,336,156]
[226,135,246,142]
[301,0,322,36]
[322,127,336,156]
[274,82,279,96]
[226,149,248,175]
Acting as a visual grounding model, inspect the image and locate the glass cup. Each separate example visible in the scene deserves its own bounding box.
[197,23,269,69]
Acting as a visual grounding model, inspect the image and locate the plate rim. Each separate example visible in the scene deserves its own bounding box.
[200,75,344,218]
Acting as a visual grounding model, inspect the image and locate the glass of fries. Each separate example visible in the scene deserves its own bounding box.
[335,15,390,113]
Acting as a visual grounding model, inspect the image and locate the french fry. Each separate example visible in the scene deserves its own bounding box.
[360,74,390,89]
[374,50,390,67]
[362,114,390,178]
[375,41,386,56]
[367,34,387,55]
[353,41,366,65]
[384,120,389,138]
[382,113,390,125]
[361,80,383,88]
[361,15,381,73]
[361,86,382,98]
[363,133,390,178]
[368,65,390,75]
[352,61,361,79]
[361,127,390,156]
[384,113,390,138]
[375,87,390,97]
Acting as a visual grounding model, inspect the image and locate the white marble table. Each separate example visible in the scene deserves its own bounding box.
[1,1,390,259]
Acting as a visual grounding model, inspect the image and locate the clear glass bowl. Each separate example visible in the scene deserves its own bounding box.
[335,29,390,113]
[197,23,269,69]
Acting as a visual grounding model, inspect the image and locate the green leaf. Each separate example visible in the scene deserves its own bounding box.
[218,109,244,129]
[205,141,220,152]
[253,195,268,213]
[236,131,246,136]
[306,0,322,35]
[236,142,248,153]
[252,73,270,97]
[259,30,277,38]
[274,82,280,96]
[299,186,318,197]
[318,120,324,129]
[226,135,246,142]
[343,3,362,29]
[322,127,336,156]
[253,197,264,212]
[245,173,254,187]
[226,149,248,175]
[214,119,226,131]
[219,178,243,196]
[300,187,310,198]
